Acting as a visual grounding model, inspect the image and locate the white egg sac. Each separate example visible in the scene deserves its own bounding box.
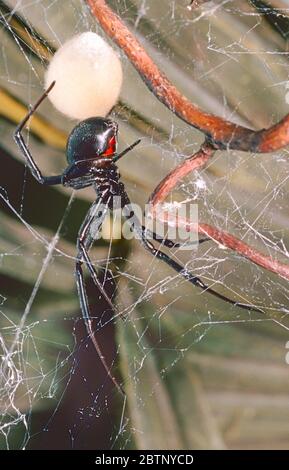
[45,32,123,120]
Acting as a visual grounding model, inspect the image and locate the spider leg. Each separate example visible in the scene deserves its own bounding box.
[13,82,63,185]
[142,226,210,249]
[122,193,263,314]
[113,138,141,163]
[75,197,125,395]
[145,247,263,313]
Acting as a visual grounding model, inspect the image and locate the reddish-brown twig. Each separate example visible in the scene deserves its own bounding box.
[149,141,215,204]
[148,142,289,280]
[86,0,289,153]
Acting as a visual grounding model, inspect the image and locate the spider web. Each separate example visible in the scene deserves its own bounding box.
[0,0,289,450]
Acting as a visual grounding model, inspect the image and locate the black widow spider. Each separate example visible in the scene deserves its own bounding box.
[14,82,261,395]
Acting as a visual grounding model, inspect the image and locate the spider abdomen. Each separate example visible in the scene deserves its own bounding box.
[66,117,118,164]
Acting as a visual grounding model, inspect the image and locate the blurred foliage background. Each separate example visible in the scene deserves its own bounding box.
[0,0,289,450]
